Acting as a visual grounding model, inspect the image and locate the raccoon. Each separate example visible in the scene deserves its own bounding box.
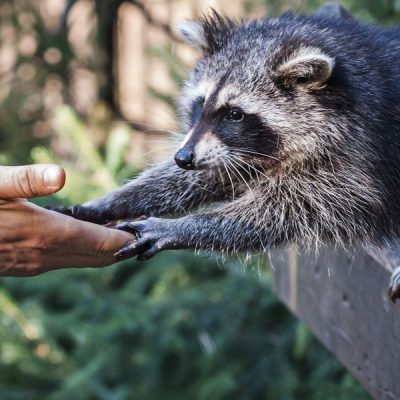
[49,4,400,267]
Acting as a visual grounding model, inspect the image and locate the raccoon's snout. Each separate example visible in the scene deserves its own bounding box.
[176,128,228,170]
[174,147,195,170]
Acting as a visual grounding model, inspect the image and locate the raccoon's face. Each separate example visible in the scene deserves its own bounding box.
[174,12,339,171]
[175,82,278,170]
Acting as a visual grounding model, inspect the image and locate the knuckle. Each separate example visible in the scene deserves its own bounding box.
[15,168,37,197]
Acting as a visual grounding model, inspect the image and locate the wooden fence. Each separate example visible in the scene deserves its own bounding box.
[270,245,400,400]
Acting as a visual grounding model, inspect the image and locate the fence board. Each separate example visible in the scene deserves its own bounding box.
[270,246,400,400]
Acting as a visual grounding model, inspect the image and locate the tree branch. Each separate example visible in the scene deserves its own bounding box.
[124,0,182,42]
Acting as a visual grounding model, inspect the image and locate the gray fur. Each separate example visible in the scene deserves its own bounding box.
[51,5,400,260]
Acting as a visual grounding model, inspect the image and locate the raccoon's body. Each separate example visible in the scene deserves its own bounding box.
[51,4,400,260]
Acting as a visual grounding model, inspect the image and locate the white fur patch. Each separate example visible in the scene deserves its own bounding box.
[277,46,334,86]
[179,130,228,167]
[183,79,216,110]
[194,132,225,159]
[176,21,206,50]
[279,47,334,70]
[215,85,241,109]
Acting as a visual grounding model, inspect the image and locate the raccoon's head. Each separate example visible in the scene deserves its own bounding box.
[174,11,345,172]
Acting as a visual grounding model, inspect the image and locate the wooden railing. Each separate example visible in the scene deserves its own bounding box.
[270,244,400,400]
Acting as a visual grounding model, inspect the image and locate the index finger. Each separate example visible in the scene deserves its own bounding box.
[47,208,135,255]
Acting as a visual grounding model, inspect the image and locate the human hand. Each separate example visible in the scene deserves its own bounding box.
[0,165,134,276]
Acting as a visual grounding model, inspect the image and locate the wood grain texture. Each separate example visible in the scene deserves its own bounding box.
[270,246,400,400]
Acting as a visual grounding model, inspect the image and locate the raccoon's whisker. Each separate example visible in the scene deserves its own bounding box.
[127,147,172,159]
[229,154,269,180]
[230,149,270,157]
[217,165,225,186]
[145,128,181,135]
[131,109,176,127]
[229,155,264,183]
[224,159,238,200]
[190,175,217,195]
[232,151,281,166]
[232,148,281,163]
[145,139,179,144]
[146,140,178,153]
[221,160,236,200]
[226,156,256,201]
[116,119,180,135]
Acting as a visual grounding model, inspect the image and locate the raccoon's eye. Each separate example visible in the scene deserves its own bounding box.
[225,108,244,122]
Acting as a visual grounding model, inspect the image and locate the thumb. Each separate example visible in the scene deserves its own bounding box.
[0,164,66,199]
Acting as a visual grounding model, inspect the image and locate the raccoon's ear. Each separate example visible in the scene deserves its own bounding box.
[176,21,207,51]
[276,47,335,89]
[176,10,236,55]
[312,2,353,20]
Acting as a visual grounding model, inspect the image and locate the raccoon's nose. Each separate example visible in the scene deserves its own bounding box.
[174,148,195,170]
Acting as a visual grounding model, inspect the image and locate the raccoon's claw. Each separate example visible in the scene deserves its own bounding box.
[114,240,139,260]
[44,205,111,225]
[388,266,400,303]
[114,218,177,261]
[114,239,159,261]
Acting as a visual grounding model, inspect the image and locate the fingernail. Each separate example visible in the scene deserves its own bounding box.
[43,166,62,189]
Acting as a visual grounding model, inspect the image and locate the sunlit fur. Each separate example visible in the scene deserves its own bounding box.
[81,6,400,255]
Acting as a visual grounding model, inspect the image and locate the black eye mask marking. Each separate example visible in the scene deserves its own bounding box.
[212,110,278,157]
[189,96,205,127]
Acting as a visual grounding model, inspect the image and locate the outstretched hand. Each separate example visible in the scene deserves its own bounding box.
[0,165,134,277]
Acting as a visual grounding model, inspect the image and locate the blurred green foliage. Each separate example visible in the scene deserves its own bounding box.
[2,0,396,398]
[32,106,136,204]
[0,254,370,400]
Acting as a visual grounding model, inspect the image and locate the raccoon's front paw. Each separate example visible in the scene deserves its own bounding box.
[44,204,111,225]
[114,218,180,261]
[388,266,400,303]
